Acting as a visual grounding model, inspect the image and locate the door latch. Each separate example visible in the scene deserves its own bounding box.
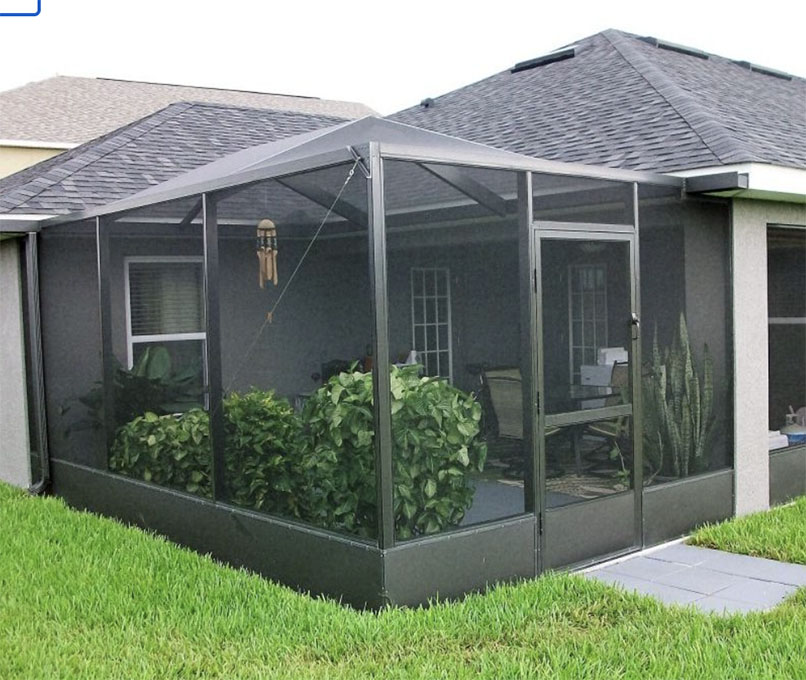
[630,312,640,339]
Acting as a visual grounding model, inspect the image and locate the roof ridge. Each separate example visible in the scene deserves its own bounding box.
[0,102,195,213]
[601,29,755,165]
[168,99,349,119]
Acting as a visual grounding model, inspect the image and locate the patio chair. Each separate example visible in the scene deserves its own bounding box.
[482,367,562,477]
[584,361,631,473]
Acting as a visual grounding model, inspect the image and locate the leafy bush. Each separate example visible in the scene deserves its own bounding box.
[65,345,203,436]
[224,390,302,515]
[390,366,487,538]
[301,365,486,539]
[299,370,377,536]
[109,369,487,540]
[109,408,211,495]
[109,390,300,513]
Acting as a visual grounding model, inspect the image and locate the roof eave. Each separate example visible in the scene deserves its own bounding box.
[0,214,52,233]
[676,163,806,204]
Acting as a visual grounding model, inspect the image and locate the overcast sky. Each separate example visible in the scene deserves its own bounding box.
[0,0,804,115]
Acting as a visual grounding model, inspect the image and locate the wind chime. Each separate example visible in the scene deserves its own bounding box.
[256,219,279,288]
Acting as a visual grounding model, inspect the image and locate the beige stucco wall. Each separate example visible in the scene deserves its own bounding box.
[0,145,66,179]
[732,198,806,515]
[0,237,31,488]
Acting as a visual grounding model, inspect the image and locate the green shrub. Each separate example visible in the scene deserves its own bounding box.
[390,366,487,538]
[109,409,212,496]
[66,345,204,437]
[109,390,300,512]
[224,390,302,516]
[109,370,486,540]
[301,365,486,539]
[299,370,377,536]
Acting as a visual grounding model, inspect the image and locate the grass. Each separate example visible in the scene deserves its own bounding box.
[691,495,806,564]
[2,483,806,679]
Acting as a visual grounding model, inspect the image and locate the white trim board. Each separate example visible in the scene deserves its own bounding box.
[671,164,806,203]
[0,139,77,150]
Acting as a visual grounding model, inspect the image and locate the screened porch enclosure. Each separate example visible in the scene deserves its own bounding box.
[39,118,734,606]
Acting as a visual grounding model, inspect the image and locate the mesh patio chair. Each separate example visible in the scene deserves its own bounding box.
[584,361,631,473]
[482,367,562,477]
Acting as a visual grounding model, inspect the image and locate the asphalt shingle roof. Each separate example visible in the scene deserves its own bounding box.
[0,76,374,145]
[0,102,349,215]
[391,29,806,173]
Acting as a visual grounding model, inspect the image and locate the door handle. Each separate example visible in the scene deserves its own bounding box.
[630,312,640,328]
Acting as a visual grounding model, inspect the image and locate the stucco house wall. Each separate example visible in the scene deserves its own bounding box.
[0,237,31,487]
[731,198,806,515]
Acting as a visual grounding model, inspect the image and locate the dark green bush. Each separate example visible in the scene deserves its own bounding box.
[299,370,377,536]
[109,370,486,540]
[109,408,212,495]
[109,390,300,513]
[224,390,302,515]
[67,345,204,437]
[301,365,486,539]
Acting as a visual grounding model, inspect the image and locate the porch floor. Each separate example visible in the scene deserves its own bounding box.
[586,542,806,614]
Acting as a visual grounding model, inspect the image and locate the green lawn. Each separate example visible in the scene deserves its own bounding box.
[691,495,806,564]
[2,483,806,679]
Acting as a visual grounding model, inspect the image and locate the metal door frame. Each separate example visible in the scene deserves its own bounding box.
[533,216,643,570]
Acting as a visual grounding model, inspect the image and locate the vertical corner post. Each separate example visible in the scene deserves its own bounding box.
[518,171,541,575]
[96,216,114,470]
[630,182,644,546]
[203,192,227,501]
[368,142,395,550]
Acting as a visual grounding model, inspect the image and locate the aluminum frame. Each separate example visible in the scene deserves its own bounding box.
[38,126,682,231]
[39,127,741,608]
[533,198,645,566]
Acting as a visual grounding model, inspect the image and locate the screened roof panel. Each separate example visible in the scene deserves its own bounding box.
[42,117,682,229]
[62,118,560,221]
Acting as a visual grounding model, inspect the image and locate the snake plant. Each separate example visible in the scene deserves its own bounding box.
[643,313,714,479]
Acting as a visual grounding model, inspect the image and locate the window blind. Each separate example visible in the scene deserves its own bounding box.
[129,261,204,336]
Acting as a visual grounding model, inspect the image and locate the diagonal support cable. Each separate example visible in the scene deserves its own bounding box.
[223,159,360,393]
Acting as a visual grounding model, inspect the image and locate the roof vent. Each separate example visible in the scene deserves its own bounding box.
[733,60,793,81]
[639,36,709,60]
[511,46,576,73]
[420,97,435,109]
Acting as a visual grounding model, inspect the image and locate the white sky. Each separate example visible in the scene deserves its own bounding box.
[0,0,804,115]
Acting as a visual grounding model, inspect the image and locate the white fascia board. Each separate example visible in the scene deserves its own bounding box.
[671,163,806,203]
[0,214,54,232]
[0,139,77,150]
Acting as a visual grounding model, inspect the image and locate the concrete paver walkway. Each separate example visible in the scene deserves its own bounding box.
[585,543,806,614]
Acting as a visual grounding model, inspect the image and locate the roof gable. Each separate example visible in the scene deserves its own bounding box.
[125,115,535,206]
[0,102,349,215]
[69,116,552,219]
[391,30,806,173]
[0,75,374,145]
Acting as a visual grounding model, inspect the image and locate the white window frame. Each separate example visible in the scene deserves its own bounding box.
[124,256,206,369]
[410,266,453,383]
[568,262,608,383]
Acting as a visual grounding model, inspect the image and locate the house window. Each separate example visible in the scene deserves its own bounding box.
[568,263,607,382]
[411,267,452,382]
[125,257,206,381]
[767,226,806,444]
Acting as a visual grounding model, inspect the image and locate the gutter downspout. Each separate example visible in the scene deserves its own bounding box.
[24,232,50,495]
